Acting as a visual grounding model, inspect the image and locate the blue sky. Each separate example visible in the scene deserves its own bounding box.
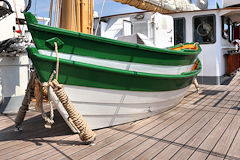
[29,0,223,18]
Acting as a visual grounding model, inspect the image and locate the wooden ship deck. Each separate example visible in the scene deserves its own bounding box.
[0,72,240,160]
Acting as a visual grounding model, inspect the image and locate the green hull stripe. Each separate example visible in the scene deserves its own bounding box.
[27,47,201,92]
[24,12,201,66]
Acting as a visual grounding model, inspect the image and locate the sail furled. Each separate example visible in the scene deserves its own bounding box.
[113,0,198,13]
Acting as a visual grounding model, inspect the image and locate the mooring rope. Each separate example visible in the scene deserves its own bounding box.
[52,42,96,143]
[15,71,36,130]
[15,43,96,143]
[49,79,96,143]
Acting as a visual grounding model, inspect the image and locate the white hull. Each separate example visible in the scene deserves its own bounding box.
[50,85,189,132]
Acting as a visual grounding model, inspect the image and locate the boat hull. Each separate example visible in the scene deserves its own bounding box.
[26,47,201,131]
[24,12,201,70]
[27,47,201,92]
[50,85,189,131]
[38,49,194,75]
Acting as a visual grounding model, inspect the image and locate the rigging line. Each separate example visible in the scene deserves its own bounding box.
[0,0,14,13]
[22,0,31,12]
[34,0,37,15]
[13,0,22,35]
[94,0,106,36]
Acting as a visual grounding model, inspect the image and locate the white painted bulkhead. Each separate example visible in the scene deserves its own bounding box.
[0,0,26,41]
[0,77,2,105]
[95,12,174,48]
[0,54,30,113]
[170,9,236,84]
[0,0,31,113]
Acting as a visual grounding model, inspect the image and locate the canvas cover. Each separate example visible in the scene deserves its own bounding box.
[113,0,198,13]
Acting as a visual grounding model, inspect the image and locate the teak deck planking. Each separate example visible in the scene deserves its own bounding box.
[0,72,240,160]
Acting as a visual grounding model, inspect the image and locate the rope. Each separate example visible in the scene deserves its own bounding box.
[49,79,96,143]
[15,71,37,130]
[38,79,55,128]
[50,43,96,143]
[13,0,22,35]
[94,0,106,36]
[34,0,37,15]
[54,42,60,80]
[15,42,96,143]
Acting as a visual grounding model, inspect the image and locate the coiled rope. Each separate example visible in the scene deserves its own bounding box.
[15,42,96,144]
[49,79,96,143]
[52,42,95,143]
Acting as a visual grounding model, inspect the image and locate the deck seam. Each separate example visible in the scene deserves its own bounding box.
[186,92,237,159]
[123,90,213,159]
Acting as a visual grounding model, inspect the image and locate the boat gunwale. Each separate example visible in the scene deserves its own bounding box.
[24,12,201,56]
[27,47,202,79]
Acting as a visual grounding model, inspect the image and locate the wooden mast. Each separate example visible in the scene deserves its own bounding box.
[59,0,93,34]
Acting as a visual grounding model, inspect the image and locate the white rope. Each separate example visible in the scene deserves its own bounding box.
[54,42,60,80]
[34,0,37,15]
[94,0,106,36]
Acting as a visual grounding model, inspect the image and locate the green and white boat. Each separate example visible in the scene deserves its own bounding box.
[27,46,201,130]
[25,12,201,75]
[25,12,201,130]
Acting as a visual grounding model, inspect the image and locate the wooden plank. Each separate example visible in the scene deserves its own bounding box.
[45,109,180,159]
[207,155,224,160]
[175,111,216,145]
[199,114,234,151]
[23,128,115,160]
[117,139,158,160]
[48,107,183,160]
[97,107,202,160]
[73,108,192,160]
[23,135,81,160]
[152,144,181,160]
[134,141,169,160]
[0,73,239,160]
[188,151,208,160]
[164,110,209,142]
[130,110,202,160]
[0,111,71,149]
[0,127,71,159]
[211,115,240,157]
[12,128,108,160]
[186,113,225,148]
[170,148,194,160]
[227,126,240,158]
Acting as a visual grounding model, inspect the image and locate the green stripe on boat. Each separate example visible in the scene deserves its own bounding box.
[27,47,201,92]
[24,12,201,66]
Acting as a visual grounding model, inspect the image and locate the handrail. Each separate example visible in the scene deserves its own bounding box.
[0,0,14,14]
[22,0,31,13]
